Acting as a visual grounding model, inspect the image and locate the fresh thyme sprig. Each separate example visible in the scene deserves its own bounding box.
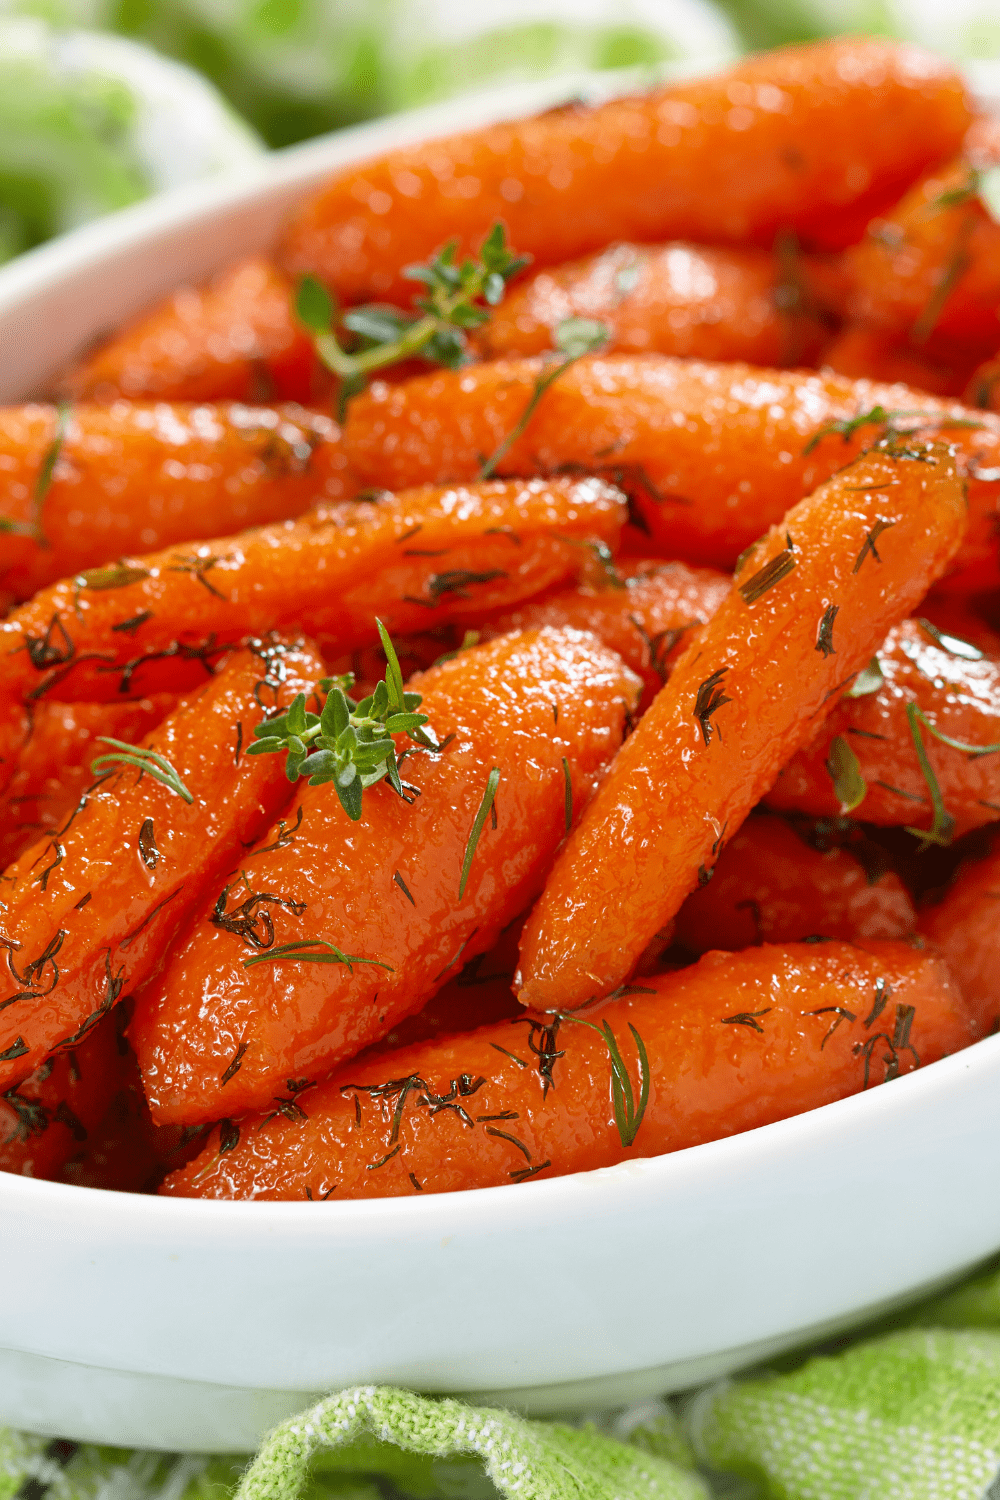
[557,1011,650,1148]
[245,619,432,823]
[296,223,529,416]
[90,738,193,803]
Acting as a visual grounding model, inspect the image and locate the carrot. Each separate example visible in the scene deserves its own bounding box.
[0,707,28,800]
[964,349,1000,411]
[920,840,1000,1033]
[130,625,641,1125]
[0,1009,124,1181]
[673,812,915,954]
[480,557,730,710]
[822,326,981,398]
[0,401,355,602]
[59,256,324,406]
[516,441,967,1012]
[161,938,973,1200]
[475,242,835,367]
[0,477,626,706]
[0,638,325,1090]
[764,616,1000,839]
[0,696,176,871]
[341,355,1000,576]
[279,39,970,306]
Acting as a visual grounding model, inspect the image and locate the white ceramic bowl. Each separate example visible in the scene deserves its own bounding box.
[3,64,1000,1456]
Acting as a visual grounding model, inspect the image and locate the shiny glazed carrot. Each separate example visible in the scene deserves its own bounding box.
[517,441,967,1012]
[920,840,1000,1033]
[279,39,970,305]
[0,477,625,706]
[480,558,730,709]
[0,401,355,602]
[673,813,915,954]
[765,617,1000,838]
[822,326,981,398]
[60,257,323,405]
[0,640,324,1090]
[342,356,1000,574]
[476,242,834,366]
[162,939,973,1200]
[130,626,640,1125]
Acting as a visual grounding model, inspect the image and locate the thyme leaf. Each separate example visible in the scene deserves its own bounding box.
[557,1011,649,1148]
[853,519,896,574]
[90,738,193,803]
[459,767,501,899]
[243,939,393,974]
[826,735,868,812]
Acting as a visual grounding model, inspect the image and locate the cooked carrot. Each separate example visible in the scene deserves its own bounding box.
[480,557,730,710]
[964,349,1000,411]
[920,840,1000,1032]
[919,592,1000,655]
[130,625,640,1125]
[279,40,970,306]
[475,242,834,366]
[342,355,1000,575]
[0,639,324,1091]
[0,401,355,602]
[0,1009,124,1181]
[162,938,973,1200]
[765,616,1000,838]
[0,697,176,871]
[60,257,324,406]
[0,477,626,706]
[0,707,28,800]
[822,326,981,398]
[673,812,915,954]
[516,441,967,1012]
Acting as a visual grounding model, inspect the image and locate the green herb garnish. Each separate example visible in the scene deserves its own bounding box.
[458,767,501,899]
[558,1011,649,1148]
[826,735,867,812]
[90,739,193,803]
[902,703,956,849]
[243,939,393,974]
[846,657,884,698]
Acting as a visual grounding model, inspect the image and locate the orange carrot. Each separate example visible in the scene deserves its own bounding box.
[0,477,625,706]
[162,938,974,1200]
[0,401,355,602]
[0,639,324,1090]
[673,812,915,954]
[765,616,1000,839]
[822,326,981,398]
[516,441,967,1012]
[279,40,970,306]
[920,839,1000,1033]
[130,626,640,1125]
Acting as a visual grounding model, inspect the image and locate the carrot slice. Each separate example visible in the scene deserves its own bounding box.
[0,477,625,706]
[0,639,324,1090]
[161,938,973,1200]
[516,440,967,1012]
[0,401,355,602]
[130,625,640,1125]
[279,39,970,305]
[59,257,323,406]
[765,617,1000,839]
[673,813,915,954]
[341,355,1000,576]
[921,840,1000,1033]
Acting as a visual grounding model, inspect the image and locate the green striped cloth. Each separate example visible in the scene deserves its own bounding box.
[6,1255,1000,1500]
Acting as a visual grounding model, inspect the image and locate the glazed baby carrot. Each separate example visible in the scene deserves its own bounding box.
[480,558,730,709]
[920,839,1000,1033]
[765,617,1000,839]
[130,625,640,1124]
[673,813,915,954]
[279,39,970,306]
[0,639,324,1090]
[0,477,625,706]
[0,707,28,799]
[0,401,355,601]
[342,355,1000,576]
[822,326,980,398]
[162,938,973,1200]
[475,242,834,367]
[60,257,323,405]
[516,441,967,1012]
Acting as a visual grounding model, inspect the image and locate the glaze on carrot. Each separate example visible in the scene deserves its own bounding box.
[279,39,970,305]
[920,840,1000,1033]
[822,326,981,398]
[162,939,974,1200]
[0,477,625,706]
[130,626,640,1125]
[516,441,967,1012]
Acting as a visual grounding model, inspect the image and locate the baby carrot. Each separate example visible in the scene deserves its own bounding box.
[0,477,625,706]
[0,707,28,799]
[0,401,355,602]
[130,625,640,1124]
[342,356,1000,575]
[516,440,967,1012]
[920,840,1000,1033]
[822,326,980,399]
[765,616,1000,839]
[279,39,970,306]
[0,639,324,1090]
[162,938,973,1200]
[60,257,323,406]
[475,242,834,367]
[673,813,915,954]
